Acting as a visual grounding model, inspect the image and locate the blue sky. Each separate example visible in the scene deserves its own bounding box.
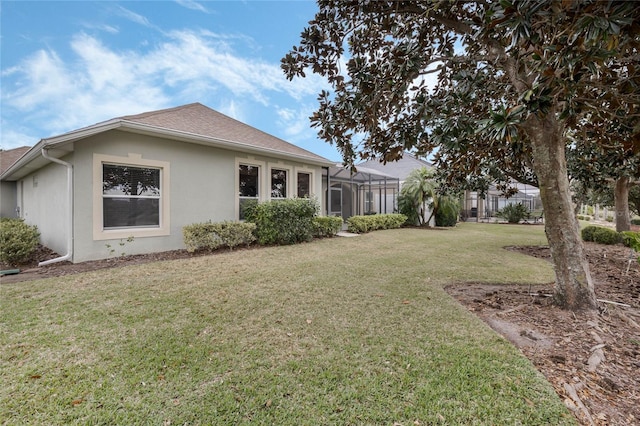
[0,0,344,161]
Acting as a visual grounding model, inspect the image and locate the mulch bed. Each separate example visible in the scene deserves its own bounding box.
[446,242,640,426]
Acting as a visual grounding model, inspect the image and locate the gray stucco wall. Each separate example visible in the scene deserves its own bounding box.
[18,159,70,256]
[69,130,326,263]
[1,181,18,218]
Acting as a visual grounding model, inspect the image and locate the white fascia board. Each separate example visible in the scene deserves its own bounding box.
[1,119,334,181]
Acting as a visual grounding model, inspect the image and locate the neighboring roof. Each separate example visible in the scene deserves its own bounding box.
[0,146,31,175]
[1,103,333,181]
[328,164,399,183]
[487,182,540,197]
[356,152,432,181]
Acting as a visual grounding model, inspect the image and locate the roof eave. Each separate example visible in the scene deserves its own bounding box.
[1,119,334,181]
[0,120,123,181]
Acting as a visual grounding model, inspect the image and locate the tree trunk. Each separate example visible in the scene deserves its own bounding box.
[614,176,631,232]
[525,115,598,310]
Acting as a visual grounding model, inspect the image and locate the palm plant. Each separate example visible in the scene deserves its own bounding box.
[398,167,460,227]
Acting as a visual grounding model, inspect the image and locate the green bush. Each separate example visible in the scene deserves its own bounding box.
[622,231,640,249]
[588,226,622,245]
[577,215,591,221]
[496,203,529,224]
[312,216,343,238]
[245,198,318,245]
[0,218,40,265]
[581,225,598,242]
[606,215,614,222]
[435,202,459,227]
[346,213,407,234]
[183,221,256,253]
[631,218,640,225]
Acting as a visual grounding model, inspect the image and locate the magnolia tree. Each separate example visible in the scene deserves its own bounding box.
[283,0,640,310]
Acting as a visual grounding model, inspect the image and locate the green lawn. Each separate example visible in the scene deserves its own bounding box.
[0,223,575,425]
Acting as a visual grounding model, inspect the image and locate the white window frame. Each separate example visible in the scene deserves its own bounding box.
[265,163,293,200]
[93,153,170,241]
[236,158,266,220]
[268,163,292,199]
[294,167,315,199]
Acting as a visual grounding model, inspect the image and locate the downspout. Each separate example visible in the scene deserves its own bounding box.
[324,166,330,216]
[39,148,73,266]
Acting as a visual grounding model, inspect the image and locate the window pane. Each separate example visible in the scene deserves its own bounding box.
[239,165,259,197]
[271,169,287,198]
[103,164,160,196]
[104,198,159,228]
[297,172,310,198]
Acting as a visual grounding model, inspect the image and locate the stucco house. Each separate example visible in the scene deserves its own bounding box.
[0,103,334,264]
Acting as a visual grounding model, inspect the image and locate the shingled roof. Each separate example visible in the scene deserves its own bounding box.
[118,103,329,163]
[1,103,333,181]
[0,146,31,175]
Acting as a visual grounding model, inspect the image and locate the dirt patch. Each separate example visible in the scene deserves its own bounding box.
[446,242,640,426]
[0,246,213,283]
[2,241,639,425]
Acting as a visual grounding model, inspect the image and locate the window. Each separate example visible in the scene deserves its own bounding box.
[365,191,375,213]
[297,172,310,198]
[102,164,160,228]
[93,153,170,241]
[239,164,259,219]
[271,168,287,198]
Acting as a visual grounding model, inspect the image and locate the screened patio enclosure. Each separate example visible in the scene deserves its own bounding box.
[463,183,543,221]
[322,165,401,222]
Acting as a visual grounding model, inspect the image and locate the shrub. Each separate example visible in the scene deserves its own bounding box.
[622,231,640,250]
[183,221,256,253]
[631,218,640,225]
[496,203,529,223]
[606,215,614,222]
[312,216,343,238]
[435,197,460,227]
[346,213,406,234]
[397,192,420,225]
[245,198,318,245]
[581,225,598,242]
[0,218,40,265]
[590,227,622,245]
[622,231,640,266]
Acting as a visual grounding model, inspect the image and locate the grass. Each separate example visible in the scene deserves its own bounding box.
[0,223,574,425]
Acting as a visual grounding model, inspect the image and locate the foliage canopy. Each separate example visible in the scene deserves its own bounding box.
[282,0,640,310]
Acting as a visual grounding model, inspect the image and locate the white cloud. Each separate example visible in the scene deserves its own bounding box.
[115,6,155,28]
[216,99,246,123]
[81,22,119,34]
[0,29,329,148]
[0,127,39,150]
[175,0,210,13]
[2,49,75,110]
[276,106,313,139]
